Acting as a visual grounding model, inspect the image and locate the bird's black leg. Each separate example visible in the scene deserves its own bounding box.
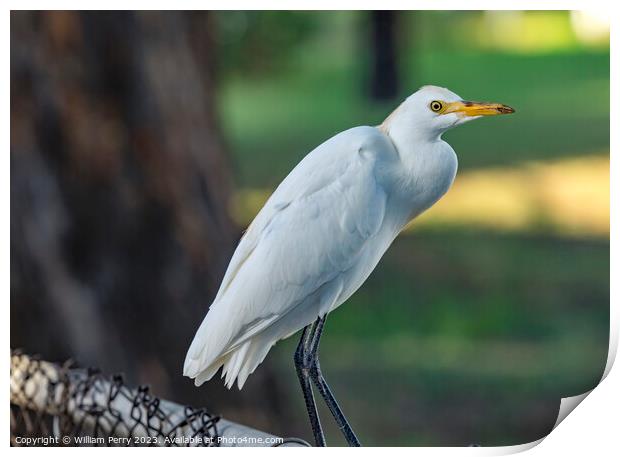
[308,316,361,447]
[294,321,326,447]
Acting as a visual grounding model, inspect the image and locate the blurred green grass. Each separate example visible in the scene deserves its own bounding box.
[267,231,609,446]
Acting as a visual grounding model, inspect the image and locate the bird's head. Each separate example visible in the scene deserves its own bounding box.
[381,85,514,142]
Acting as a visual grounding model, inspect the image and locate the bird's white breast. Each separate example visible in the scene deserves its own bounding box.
[380,139,458,231]
[322,137,457,316]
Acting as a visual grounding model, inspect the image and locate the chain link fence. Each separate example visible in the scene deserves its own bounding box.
[10,350,308,447]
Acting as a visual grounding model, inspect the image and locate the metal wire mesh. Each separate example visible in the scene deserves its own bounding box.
[10,350,300,447]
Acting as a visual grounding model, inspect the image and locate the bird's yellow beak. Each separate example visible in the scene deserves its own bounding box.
[443,100,515,117]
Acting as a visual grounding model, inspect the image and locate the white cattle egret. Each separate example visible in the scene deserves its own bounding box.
[184,85,514,446]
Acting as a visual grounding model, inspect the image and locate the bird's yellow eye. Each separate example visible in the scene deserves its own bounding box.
[430,101,443,113]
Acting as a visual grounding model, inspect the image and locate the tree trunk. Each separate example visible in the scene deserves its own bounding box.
[368,10,399,101]
[11,11,288,433]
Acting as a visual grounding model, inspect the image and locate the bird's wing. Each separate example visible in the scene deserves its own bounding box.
[185,126,397,371]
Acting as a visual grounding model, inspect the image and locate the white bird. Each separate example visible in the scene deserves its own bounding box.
[184,85,514,446]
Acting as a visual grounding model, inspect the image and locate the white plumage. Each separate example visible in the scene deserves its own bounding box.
[183,85,513,390]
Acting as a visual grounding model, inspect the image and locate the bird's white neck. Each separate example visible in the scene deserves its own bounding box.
[380,107,445,149]
[378,119,458,227]
[380,115,446,176]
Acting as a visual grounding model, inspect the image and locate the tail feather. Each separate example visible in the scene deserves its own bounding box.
[223,341,251,389]
[184,301,282,388]
[183,307,230,379]
[226,337,275,390]
[188,337,275,390]
[194,353,232,387]
[236,340,274,389]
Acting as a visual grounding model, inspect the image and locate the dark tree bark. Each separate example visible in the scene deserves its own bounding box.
[368,10,399,101]
[11,11,288,433]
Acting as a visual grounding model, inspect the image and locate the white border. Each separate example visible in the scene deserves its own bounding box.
[4,2,616,455]
[1,1,618,11]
